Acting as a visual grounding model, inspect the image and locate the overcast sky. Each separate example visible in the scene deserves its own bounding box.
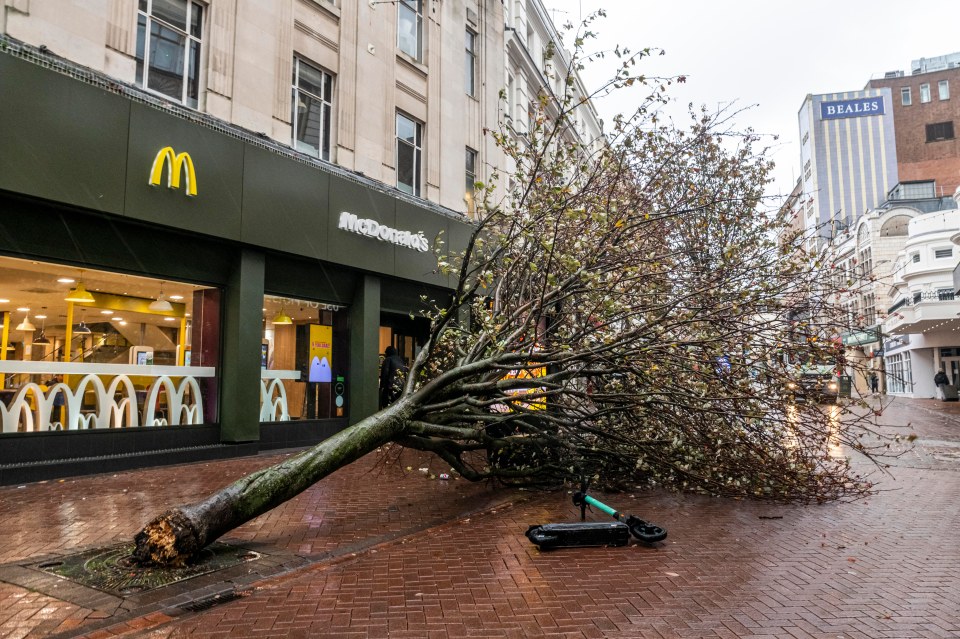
[542,0,957,204]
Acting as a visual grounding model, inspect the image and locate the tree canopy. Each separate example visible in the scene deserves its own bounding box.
[133,21,889,566]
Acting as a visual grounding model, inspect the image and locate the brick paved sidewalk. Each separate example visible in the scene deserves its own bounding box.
[1,398,959,639]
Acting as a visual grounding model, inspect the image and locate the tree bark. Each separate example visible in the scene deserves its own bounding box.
[132,402,411,566]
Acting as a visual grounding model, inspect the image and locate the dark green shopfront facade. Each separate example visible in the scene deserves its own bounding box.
[0,47,472,484]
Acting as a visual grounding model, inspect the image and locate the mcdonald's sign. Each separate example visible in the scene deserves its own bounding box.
[149,146,197,196]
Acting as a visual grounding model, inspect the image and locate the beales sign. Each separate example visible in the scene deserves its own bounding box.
[337,211,430,252]
[819,96,885,120]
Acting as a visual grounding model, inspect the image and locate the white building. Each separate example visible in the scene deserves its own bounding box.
[503,0,603,157]
[882,188,960,397]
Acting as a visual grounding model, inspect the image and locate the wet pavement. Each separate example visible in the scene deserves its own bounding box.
[0,396,958,639]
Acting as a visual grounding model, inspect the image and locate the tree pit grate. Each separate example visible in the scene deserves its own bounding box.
[35,542,261,597]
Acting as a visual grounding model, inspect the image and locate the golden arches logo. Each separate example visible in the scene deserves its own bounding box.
[149,146,197,196]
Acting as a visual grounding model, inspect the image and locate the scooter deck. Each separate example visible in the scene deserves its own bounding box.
[526,521,631,550]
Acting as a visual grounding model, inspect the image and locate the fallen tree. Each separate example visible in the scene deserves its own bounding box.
[134,22,884,566]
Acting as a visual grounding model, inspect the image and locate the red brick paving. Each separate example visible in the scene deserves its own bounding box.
[1,397,959,638]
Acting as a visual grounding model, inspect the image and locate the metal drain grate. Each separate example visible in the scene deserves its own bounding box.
[180,589,251,612]
[36,543,260,597]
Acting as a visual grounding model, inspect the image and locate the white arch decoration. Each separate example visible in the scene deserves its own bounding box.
[259,369,301,422]
[0,363,215,433]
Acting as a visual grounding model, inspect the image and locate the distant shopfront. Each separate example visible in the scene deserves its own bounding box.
[0,48,472,484]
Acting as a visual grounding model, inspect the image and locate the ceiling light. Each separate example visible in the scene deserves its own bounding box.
[16,307,29,312]
[32,308,51,344]
[149,281,174,312]
[169,294,184,301]
[112,316,123,321]
[73,321,92,335]
[0,298,9,303]
[101,310,113,315]
[163,317,176,322]
[65,280,96,303]
[149,298,173,312]
[16,314,35,332]
[35,314,47,320]
[272,308,293,325]
[119,321,127,326]
[57,277,75,283]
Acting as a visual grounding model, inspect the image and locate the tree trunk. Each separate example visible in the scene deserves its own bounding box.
[132,402,411,566]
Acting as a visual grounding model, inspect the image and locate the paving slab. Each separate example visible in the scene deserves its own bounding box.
[0,396,958,638]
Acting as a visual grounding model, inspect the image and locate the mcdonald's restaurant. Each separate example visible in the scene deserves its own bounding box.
[0,46,472,484]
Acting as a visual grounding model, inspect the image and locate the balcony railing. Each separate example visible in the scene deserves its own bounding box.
[888,290,956,313]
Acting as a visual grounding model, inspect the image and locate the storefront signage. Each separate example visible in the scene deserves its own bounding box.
[842,327,880,346]
[884,335,910,351]
[149,146,197,196]
[337,212,429,252]
[820,96,884,120]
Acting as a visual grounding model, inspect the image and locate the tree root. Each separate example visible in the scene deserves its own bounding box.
[132,509,202,567]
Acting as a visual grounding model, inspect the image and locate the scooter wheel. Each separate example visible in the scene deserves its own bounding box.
[634,524,667,543]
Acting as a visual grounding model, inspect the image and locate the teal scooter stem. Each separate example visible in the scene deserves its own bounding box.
[572,491,667,543]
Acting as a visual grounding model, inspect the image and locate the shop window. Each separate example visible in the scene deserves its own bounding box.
[292,57,334,161]
[0,256,220,433]
[884,353,912,394]
[396,111,422,196]
[136,0,204,108]
[398,0,422,60]
[261,295,347,421]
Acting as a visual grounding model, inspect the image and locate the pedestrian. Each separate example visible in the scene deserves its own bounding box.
[869,372,878,394]
[934,369,949,400]
[379,345,407,408]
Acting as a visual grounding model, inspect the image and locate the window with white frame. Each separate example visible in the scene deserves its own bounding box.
[465,29,477,96]
[920,83,931,103]
[885,353,912,394]
[396,112,422,196]
[465,147,477,215]
[292,58,333,161]
[901,87,912,106]
[939,80,950,100]
[136,0,204,108]
[397,0,422,60]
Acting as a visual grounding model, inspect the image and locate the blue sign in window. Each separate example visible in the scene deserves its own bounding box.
[820,97,884,120]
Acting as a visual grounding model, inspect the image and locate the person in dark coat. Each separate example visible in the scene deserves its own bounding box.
[934,369,950,399]
[379,346,407,408]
